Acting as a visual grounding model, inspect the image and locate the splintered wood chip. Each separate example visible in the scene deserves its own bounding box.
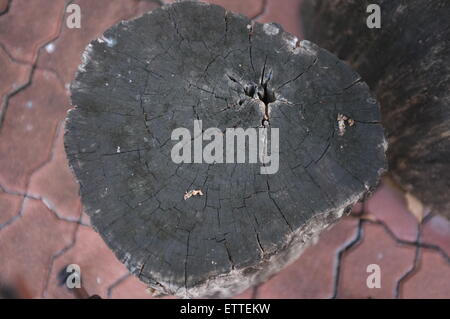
[184,189,204,200]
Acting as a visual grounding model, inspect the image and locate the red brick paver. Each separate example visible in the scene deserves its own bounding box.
[0,69,68,192]
[421,214,450,257]
[256,217,359,299]
[337,222,416,298]
[0,0,10,13]
[0,0,66,63]
[366,183,419,242]
[0,45,30,113]
[28,124,82,221]
[0,188,22,226]
[1,0,449,299]
[401,249,450,299]
[44,225,129,299]
[37,0,160,86]
[0,199,78,298]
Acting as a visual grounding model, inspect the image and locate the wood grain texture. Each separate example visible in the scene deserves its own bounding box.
[301,0,450,219]
[65,1,386,297]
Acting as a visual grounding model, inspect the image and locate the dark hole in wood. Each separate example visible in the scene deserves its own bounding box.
[244,84,256,98]
[258,82,276,106]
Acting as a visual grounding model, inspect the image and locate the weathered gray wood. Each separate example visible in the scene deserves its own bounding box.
[301,0,450,219]
[65,1,386,298]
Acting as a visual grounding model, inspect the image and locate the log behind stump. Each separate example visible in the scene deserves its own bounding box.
[65,1,386,298]
[301,0,450,219]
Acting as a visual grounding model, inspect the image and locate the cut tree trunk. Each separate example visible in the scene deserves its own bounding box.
[301,0,450,219]
[64,1,386,298]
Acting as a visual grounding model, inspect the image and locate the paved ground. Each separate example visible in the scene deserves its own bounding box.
[0,0,449,299]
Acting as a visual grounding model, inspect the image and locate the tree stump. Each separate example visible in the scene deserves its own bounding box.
[65,1,386,298]
[301,0,450,219]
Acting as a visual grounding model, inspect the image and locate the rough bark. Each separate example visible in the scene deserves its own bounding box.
[65,1,386,298]
[301,0,450,219]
